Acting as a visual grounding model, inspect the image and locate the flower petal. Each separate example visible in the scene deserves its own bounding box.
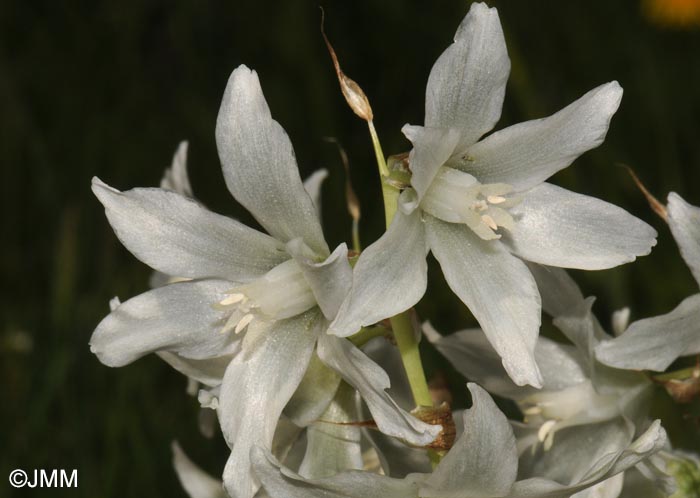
[425,217,542,387]
[303,169,329,221]
[172,442,227,498]
[420,384,517,498]
[328,207,428,337]
[460,82,623,191]
[251,448,421,498]
[317,334,441,447]
[219,310,323,498]
[423,324,586,400]
[505,183,657,270]
[402,125,461,203]
[92,178,286,281]
[668,192,700,287]
[525,264,587,318]
[215,65,328,255]
[286,240,352,320]
[425,3,510,148]
[90,279,238,367]
[595,293,700,371]
[297,383,363,479]
[157,352,234,388]
[284,352,341,427]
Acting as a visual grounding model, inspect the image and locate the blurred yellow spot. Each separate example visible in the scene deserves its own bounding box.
[644,0,700,27]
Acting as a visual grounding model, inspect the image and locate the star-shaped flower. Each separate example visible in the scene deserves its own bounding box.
[328,2,657,388]
[250,384,666,498]
[90,65,439,498]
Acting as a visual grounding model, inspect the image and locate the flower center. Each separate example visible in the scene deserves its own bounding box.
[421,166,518,240]
[520,381,619,450]
[216,259,316,334]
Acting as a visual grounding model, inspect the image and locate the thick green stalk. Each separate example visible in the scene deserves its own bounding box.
[368,122,433,409]
[389,313,433,407]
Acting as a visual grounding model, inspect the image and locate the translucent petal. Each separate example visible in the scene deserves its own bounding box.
[505,183,657,270]
[92,178,286,282]
[215,65,328,255]
[425,3,510,149]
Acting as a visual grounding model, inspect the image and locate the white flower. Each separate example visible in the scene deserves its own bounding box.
[328,2,657,388]
[424,264,656,450]
[90,65,439,498]
[595,192,700,370]
[250,384,666,498]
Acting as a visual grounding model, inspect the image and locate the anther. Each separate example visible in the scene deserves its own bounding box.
[220,293,246,306]
[481,214,498,230]
[235,314,255,334]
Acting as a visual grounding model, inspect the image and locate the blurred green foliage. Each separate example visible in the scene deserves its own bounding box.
[2,1,700,496]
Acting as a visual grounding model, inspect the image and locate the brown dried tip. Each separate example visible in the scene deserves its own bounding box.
[411,402,456,451]
[621,164,668,221]
[320,8,373,121]
[324,137,361,222]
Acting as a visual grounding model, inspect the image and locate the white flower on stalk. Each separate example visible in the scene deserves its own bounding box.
[328,2,656,388]
[250,384,666,498]
[424,264,656,451]
[90,65,439,498]
[595,192,700,370]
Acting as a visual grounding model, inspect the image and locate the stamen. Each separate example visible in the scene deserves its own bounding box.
[235,313,255,334]
[481,214,498,230]
[537,419,557,443]
[219,293,246,306]
[487,195,506,204]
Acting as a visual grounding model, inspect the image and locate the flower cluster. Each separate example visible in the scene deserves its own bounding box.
[90,3,699,498]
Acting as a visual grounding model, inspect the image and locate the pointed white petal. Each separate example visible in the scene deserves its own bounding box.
[286,239,352,320]
[329,206,428,337]
[595,293,700,371]
[402,125,461,203]
[668,192,700,287]
[505,183,657,270]
[425,217,542,387]
[284,352,341,427]
[90,279,238,367]
[317,334,441,447]
[425,3,510,148]
[303,169,329,221]
[461,82,623,191]
[215,66,328,255]
[298,383,363,479]
[172,442,227,498]
[219,310,323,498]
[160,141,194,197]
[251,448,421,498]
[424,324,586,400]
[421,384,517,498]
[92,178,286,281]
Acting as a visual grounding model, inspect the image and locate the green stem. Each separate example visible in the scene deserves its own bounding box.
[390,313,433,407]
[652,365,699,382]
[367,120,433,410]
[348,325,389,348]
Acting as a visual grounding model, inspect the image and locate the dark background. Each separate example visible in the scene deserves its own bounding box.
[2,0,700,496]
